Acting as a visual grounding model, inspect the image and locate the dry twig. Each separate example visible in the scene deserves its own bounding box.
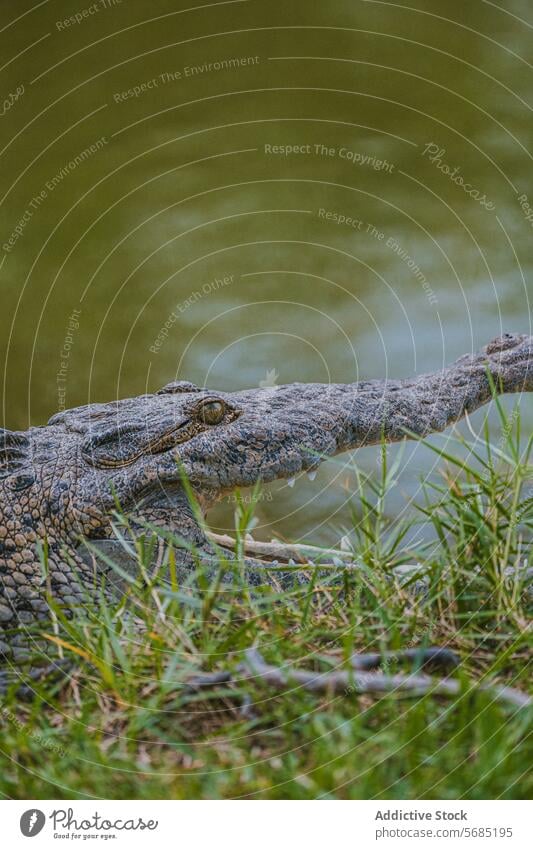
[236,648,532,710]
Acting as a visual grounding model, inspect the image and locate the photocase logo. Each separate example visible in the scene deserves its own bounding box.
[20,809,45,837]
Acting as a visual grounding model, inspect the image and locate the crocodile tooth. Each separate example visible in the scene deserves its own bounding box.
[307,471,317,481]
[287,477,296,487]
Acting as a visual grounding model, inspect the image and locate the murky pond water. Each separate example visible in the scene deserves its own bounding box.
[1,0,531,543]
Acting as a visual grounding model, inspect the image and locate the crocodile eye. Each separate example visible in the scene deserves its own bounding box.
[199,400,226,425]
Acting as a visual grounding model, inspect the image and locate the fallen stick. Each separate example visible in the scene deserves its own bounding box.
[177,649,530,711]
[350,646,459,672]
[208,532,354,564]
[238,648,532,710]
[208,532,429,589]
[208,534,532,592]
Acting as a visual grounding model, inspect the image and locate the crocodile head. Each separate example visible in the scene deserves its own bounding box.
[2,332,532,555]
[41,376,349,538]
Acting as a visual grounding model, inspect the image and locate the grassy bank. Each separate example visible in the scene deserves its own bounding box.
[0,403,531,799]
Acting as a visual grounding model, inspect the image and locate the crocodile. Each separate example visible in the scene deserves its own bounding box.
[0,332,531,662]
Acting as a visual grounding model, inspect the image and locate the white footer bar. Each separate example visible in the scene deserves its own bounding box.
[3,799,531,848]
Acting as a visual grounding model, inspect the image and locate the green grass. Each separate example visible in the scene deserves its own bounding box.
[0,402,531,799]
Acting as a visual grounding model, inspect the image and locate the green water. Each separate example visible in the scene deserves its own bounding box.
[1,0,531,542]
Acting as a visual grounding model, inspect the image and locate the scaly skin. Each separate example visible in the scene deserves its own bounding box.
[0,332,531,660]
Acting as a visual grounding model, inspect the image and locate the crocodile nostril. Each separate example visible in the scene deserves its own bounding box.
[486,334,519,354]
